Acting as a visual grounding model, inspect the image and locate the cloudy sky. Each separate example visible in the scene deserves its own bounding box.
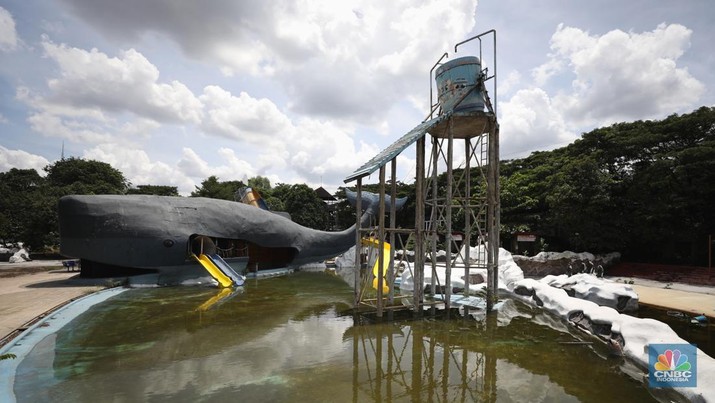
[1,1,713,195]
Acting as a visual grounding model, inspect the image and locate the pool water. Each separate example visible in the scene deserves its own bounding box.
[14,272,666,402]
[634,304,714,358]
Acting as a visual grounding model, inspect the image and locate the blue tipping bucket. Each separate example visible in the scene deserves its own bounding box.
[435,56,485,113]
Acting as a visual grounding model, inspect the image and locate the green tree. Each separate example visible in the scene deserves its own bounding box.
[45,157,128,195]
[190,176,244,200]
[499,106,715,264]
[25,158,129,248]
[282,184,327,229]
[0,168,46,243]
[247,176,271,193]
[127,185,179,196]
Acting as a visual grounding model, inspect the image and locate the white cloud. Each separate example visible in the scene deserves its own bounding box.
[0,146,50,173]
[0,6,18,51]
[499,87,573,158]
[16,38,204,148]
[199,86,292,144]
[83,144,195,193]
[40,38,204,124]
[497,22,706,157]
[500,70,523,96]
[197,85,384,186]
[546,23,705,126]
[213,148,259,181]
[177,148,211,180]
[13,33,387,193]
[286,118,379,186]
[24,111,114,144]
[56,0,479,121]
[531,59,562,87]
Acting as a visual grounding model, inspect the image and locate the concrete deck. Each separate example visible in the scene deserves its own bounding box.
[0,262,105,342]
[607,276,715,319]
[633,285,715,318]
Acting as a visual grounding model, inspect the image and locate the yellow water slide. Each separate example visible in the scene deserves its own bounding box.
[362,238,391,293]
[194,253,234,288]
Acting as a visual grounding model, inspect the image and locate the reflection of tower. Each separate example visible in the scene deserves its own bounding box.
[348,312,498,401]
[344,30,500,315]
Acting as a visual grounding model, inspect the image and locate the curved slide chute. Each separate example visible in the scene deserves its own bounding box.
[194,253,245,288]
[362,238,391,294]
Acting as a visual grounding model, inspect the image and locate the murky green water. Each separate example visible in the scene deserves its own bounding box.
[634,305,714,358]
[15,272,666,402]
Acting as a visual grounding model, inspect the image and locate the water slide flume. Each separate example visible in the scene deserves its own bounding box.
[194,253,245,288]
[362,238,391,294]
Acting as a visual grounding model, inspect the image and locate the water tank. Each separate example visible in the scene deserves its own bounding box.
[435,56,485,114]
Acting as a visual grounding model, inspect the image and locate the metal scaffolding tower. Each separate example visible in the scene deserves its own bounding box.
[344,30,499,316]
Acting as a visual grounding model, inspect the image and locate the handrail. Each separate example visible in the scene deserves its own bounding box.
[428,52,449,119]
[454,29,497,116]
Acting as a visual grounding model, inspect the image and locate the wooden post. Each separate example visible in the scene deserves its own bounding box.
[486,122,500,311]
[414,135,426,314]
[389,158,397,305]
[377,166,386,317]
[431,136,439,297]
[445,119,454,311]
[354,178,362,309]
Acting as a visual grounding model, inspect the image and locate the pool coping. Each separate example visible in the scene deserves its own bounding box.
[0,287,129,403]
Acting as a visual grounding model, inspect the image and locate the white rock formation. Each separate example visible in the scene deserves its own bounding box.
[8,247,31,263]
[511,277,715,401]
[398,244,524,294]
[539,273,639,312]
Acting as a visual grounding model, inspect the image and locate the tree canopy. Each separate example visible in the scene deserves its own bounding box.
[0,158,128,248]
[190,175,245,200]
[127,185,179,196]
[500,106,715,265]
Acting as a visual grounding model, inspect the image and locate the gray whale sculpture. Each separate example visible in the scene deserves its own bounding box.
[58,192,404,280]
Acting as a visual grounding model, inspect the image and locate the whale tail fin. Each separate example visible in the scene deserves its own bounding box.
[345,189,408,215]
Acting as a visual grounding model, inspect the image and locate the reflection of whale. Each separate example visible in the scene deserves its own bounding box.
[37,274,355,401]
[58,192,405,280]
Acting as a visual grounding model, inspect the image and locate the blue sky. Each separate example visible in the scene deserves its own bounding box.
[1,1,713,194]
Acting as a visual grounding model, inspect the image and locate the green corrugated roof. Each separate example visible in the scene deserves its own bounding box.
[344,116,441,183]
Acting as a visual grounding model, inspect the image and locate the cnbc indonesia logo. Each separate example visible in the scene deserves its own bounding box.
[649,344,697,388]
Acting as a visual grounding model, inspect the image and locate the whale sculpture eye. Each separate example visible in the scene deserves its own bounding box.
[163,239,175,248]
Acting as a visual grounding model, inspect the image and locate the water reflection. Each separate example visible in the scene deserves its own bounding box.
[13,273,661,402]
[347,305,654,403]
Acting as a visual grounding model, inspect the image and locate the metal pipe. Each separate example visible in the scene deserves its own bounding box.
[454,30,497,116]
[429,53,449,119]
[454,29,495,53]
[464,137,471,298]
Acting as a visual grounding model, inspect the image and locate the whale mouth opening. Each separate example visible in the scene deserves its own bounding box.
[189,234,297,273]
